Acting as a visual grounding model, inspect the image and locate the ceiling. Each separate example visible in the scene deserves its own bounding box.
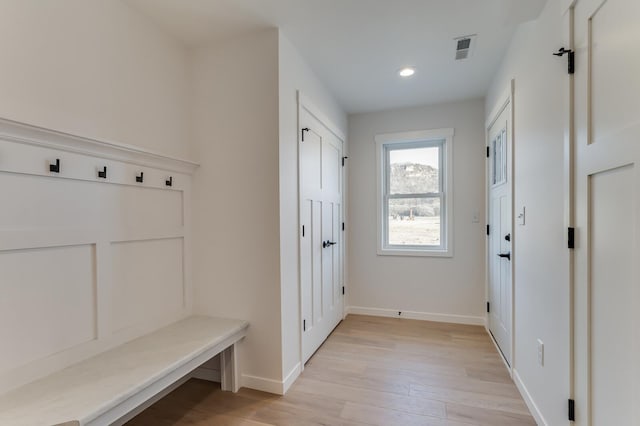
[126,0,546,114]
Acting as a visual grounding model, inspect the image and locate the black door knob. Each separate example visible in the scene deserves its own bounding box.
[323,241,337,248]
[498,253,511,261]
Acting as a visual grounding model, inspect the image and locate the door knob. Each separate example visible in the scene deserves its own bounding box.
[323,241,337,248]
[498,253,511,261]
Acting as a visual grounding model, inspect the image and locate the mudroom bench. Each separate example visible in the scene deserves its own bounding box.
[0,316,248,426]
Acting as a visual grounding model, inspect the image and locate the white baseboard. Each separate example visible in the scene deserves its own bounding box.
[347,306,485,326]
[241,362,302,395]
[513,369,547,426]
[191,367,221,383]
[282,362,301,394]
[241,374,285,395]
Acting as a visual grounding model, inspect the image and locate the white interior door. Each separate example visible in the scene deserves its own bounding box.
[487,102,513,366]
[300,107,344,363]
[571,0,640,424]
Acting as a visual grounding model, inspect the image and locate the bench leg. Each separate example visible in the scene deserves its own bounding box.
[220,343,239,393]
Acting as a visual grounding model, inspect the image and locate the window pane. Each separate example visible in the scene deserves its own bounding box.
[388,198,441,246]
[389,146,440,194]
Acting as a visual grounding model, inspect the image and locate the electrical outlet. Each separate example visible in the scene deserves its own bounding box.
[537,339,544,366]
[472,209,480,223]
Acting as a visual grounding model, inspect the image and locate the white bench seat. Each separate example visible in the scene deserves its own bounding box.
[0,316,248,426]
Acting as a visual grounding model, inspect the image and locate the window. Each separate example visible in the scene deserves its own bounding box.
[492,127,507,186]
[375,128,453,257]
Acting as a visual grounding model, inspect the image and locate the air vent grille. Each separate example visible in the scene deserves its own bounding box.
[454,35,476,61]
[457,38,471,50]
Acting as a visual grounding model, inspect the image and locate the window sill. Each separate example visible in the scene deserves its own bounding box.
[377,248,453,258]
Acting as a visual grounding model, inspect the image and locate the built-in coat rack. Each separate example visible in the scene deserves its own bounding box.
[44,156,178,189]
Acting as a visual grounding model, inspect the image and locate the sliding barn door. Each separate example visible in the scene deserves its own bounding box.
[571,0,640,423]
[299,107,344,363]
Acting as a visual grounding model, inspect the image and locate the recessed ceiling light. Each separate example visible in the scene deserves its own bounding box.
[398,67,416,78]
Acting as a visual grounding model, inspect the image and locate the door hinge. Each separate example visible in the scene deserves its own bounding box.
[486,224,490,236]
[568,227,575,249]
[302,225,305,237]
[303,319,306,332]
[342,222,345,231]
[486,146,490,158]
[342,286,345,295]
[487,302,490,313]
[553,48,575,75]
[342,156,349,167]
[301,127,310,142]
[568,399,575,421]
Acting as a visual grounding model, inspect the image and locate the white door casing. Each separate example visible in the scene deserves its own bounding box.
[487,86,514,367]
[569,0,640,424]
[299,102,345,364]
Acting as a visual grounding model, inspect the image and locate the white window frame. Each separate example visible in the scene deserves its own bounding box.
[375,128,454,257]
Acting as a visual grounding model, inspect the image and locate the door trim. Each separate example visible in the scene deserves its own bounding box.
[485,79,516,375]
[296,91,347,373]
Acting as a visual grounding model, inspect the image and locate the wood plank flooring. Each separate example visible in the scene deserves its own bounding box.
[127,315,535,425]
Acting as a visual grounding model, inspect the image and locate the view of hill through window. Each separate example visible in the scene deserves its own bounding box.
[388,146,441,246]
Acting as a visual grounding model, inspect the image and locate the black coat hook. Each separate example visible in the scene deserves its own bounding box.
[136,172,144,183]
[98,166,107,179]
[166,176,173,187]
[49,159,60,173]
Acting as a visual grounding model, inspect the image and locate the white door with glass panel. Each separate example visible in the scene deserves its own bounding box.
[487,103,512,366]
[569,0,640,423]
[299,107,344,364]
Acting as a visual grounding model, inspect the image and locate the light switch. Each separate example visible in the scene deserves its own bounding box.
[517,207,526,226]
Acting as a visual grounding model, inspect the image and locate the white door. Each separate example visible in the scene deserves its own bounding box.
[487,101,512,366]
[299,107,344,363]
[571,0,640,424]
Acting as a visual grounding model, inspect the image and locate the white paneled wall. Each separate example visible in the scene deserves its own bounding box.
[0,119,197,395]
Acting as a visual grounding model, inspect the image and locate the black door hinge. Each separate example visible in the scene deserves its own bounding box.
[303,319,306,332]
[301,127,310,142]
[342,156,349,167]
[553,48,575,74]
[568,227,575,249]
[302,225,305,237]
[487,302,490,313]
[342,222,345,231]
[486,146,490,158]
[486,225,490,236]
[568,399,575,421]
[342,286,345,295]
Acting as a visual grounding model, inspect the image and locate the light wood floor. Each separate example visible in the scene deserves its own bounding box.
[127,315,535,425]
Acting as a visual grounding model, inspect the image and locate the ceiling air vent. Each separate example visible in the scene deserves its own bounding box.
[454,35,476,60]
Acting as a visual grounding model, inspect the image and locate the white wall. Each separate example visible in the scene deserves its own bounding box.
[348,99,486,323]
[0,0,190,159]
[190,29,284,391]
[486,1,569,424]
[277,32,347,386]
